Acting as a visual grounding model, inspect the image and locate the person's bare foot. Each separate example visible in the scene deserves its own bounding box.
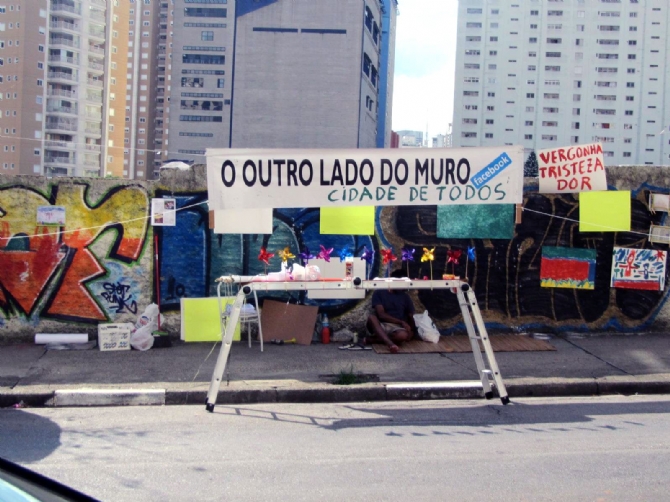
[389,344,399,354]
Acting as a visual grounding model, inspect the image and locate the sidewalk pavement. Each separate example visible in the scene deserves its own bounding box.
[1,332,670,408]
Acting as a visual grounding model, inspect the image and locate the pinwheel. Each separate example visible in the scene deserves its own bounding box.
[299,247,315,265]
[360,246,374,279]
[339,247,354,262]
[380,248,397,277]
[401,247,415,277]
[317,245,334,262]
[447,249,462,277]
[258,247,275,274]
[421,247,435,263]
[466,246,476,281]
[421,247,435,281]
[277,246,295,264]
[360,246,374,264]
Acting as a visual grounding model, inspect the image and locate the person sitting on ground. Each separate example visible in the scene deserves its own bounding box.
[365,269,417,354]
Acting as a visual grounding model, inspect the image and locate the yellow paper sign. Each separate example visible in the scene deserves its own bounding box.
[180,297,241,342]
[579,191,631,232]
[320,206,375,235]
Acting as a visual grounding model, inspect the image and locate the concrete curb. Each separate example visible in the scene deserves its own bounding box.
[3,375,670,408]
[54,389,166,407]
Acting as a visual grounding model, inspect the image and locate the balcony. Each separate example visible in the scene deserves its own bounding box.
[85,127,102,135]
[48,56,80,68]
[49,37,79,49]
[46,104,78,115]
[48,71,77,83]
[46,166,70,177]
[51,2,82,16]
[44,155,76,165]
[86,92,103,103]
[86,112,102,120]
[45,120,78,132]
[91,0,105,7]
[90,11,105,23]
[47,88,76,98]
[89,28,105,40]
[50,20,79,32]
[87,79,103,88]
[88,46,104,56]
[88,61,104,71]
[85,144,101,152]
[45,140,75,150]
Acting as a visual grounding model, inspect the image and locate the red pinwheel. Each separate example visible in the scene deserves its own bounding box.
[447,249,462,265]
[258,247,275,266]
[447,249,462,277]
[381,248,397,265]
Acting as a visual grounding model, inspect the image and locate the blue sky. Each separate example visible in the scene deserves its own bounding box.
[391,0,458,142]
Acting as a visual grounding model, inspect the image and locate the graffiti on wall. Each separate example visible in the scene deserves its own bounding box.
[0,183,149,323]
[389,189,669,331]
[157,193,376,314]
[157,185,669,332]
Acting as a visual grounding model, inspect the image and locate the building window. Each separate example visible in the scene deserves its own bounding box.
[184,7,227,17]
[201,30,214,41]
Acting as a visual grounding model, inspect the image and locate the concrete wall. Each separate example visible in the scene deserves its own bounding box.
[1,165,670,343]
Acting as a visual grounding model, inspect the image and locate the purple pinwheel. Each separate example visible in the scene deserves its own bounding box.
[299,247,315,264]
[339,247,354,262]
[317,245,334,262]
[360,246,374,264]
[401,247,415,278]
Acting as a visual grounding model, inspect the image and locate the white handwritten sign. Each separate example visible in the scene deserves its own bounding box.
[97,323,132,351]
[537,143,607,194]
[206,147,525,210]
[36,206,66,226]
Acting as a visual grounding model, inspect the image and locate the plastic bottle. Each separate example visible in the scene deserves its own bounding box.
[321,314,331,344]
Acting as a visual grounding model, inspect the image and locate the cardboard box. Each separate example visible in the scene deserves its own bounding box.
[260,300,318,345]
[98,323,133,351]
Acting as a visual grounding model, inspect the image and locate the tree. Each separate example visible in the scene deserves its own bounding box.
[524,151,539,177]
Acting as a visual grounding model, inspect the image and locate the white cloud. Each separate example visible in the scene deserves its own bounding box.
[391,0,458,142]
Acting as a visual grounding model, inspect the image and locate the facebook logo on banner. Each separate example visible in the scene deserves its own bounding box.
[470,152,512,190]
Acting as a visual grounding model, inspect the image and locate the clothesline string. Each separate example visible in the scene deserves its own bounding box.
[0,202,667,244]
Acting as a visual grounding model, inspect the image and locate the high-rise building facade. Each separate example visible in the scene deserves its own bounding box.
[376,0,398,148]
[453,0,670,166]
[167,0,396,166]
[0,0,162,179]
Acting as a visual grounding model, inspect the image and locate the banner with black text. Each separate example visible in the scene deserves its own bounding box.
[206,147,525,210]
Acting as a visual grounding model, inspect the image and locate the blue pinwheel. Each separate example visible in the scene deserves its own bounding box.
[339,247,354,262]
[360,246,374,279]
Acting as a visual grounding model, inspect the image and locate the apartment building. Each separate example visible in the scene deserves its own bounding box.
[0,1,47,175]
[453,0,670,166]
[0,0,162,178]
[165,0,396,168]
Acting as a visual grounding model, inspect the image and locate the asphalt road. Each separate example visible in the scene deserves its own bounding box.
[1,396,669,501]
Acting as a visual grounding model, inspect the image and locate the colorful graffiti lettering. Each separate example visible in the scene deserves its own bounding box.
[0,183,149,323]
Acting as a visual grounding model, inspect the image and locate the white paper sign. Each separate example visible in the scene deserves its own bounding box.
[97,323,132,351]
[213,208,274,234]
[37,206,66,226]
[206,147,525,210]
[151,198,176,226]
[537,143,607,193]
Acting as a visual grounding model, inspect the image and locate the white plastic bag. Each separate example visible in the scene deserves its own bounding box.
[130,324,155,351]
[413,311,440,343]
[131,303,163,351]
